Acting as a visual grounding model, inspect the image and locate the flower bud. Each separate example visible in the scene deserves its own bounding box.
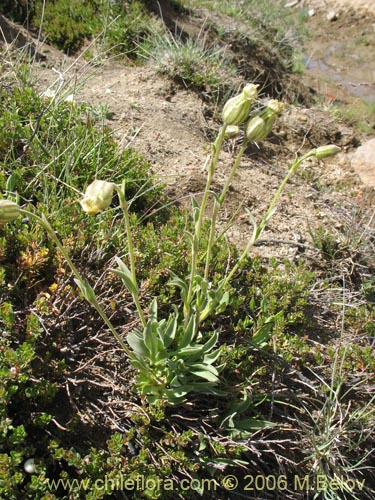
[0,199,21,224]
[222,84,258,125]
[246,99,284,142]
[315,145,341,159]
[80,180,114,215]
[245,116,266,141]
[224,125,240,139]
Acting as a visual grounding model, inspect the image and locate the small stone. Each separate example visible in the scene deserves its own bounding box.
[285,0,299,7]
[327,11,338,22]
[308,8,316,17]
[24,458,36,474]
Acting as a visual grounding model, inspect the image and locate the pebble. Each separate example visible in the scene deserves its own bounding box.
[327,10,338,21]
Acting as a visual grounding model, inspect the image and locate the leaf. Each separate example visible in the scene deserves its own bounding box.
[127,328,147,357]
[191,196,200,225]
[148,298,158,322]
[175,345,204,359]
[162,313,178,348]
[110,257,138,297]
[217,291,230,313]
[144,322,160,362]
[203,347,222,365]
[179,314,196,348]
[201,330,219,354]
[244,207,258,245]
[190,363,219,382]
[252,311,283,346]
[168,271,188,304]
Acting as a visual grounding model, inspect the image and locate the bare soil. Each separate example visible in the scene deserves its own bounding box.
[5,1,375,260]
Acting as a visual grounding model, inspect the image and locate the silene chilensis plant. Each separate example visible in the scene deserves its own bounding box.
[1,83,340,405]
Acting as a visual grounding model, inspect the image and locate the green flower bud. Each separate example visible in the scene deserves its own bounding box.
[245,116,267,141]
[224,125,240,139]
[315,145,341,159]
[80,180,114,215]
[222,84,258,126]
[246,99,284,142]
[0,199,21,224]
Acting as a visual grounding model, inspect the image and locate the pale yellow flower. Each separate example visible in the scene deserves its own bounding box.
[80,180,114,215]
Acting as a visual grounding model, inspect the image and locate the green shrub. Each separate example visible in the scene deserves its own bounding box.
[33,0,100,53]
[102,1,162,57]
[144,34,237,96]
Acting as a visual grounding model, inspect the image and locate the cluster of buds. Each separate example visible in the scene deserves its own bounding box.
[221,83,284,143]
[79,180,114,215]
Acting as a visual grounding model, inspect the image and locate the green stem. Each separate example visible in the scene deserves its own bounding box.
[224,149,316,286]
[204,139,249,280]
[184,125,227,322]
[20,209,131,355]
[256,150,315,239]
[115,182,146,328]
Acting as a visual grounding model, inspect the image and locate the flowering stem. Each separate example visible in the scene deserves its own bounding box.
[256,150,315,239]
[114,182,146,328]
[224,149,316,286]
[184,125,227,323]
[204,139,249,280]
[19,209,131,355]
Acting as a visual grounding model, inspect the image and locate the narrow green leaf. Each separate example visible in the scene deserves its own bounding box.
[110,257,138,296]
[179,314,196,348]
[203,347,222,364]
[149,298,158,322]
[144,322,160,361]
[191,196,200,224]
[163,313,178,348]
[201,331,219,354]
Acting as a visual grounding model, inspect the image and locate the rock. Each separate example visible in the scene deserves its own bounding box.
[308,8,316,17]
[350,138,375,187]
[285,0,299,7]
[326,11,338,21]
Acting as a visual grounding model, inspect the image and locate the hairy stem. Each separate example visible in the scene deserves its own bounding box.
[115,182,146,328]
[224,149,316,285]
[204,139,249,281]
[185,124,227,323]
